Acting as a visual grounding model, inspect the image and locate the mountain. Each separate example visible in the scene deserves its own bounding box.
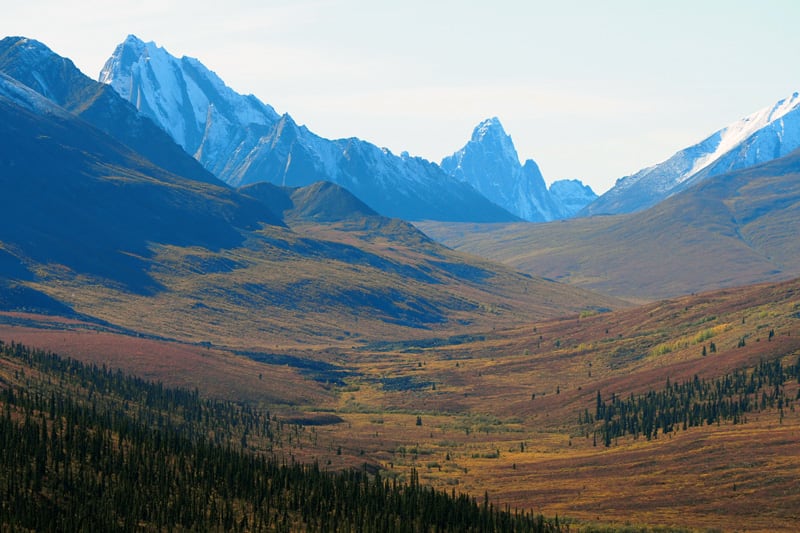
[441,118,557,222]
[583,91,800,215]
[548,179,598,218]
[418,146,800,300]
[0,57,618,346]
[441,117,596,221]
[0,71,280,297]
[242,180,443,253]
[241,181,380,224]
[99,35,517,223]
[0,36,218,185]
[98,34,281,179]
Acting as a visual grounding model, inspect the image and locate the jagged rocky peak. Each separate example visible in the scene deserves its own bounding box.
[441,117,556,222]
[471,117,519,157]
[99,35,280,163]
[97,34,147,97]
[442,117,599,221]
[99,37,517,222]
[446,117,522,177]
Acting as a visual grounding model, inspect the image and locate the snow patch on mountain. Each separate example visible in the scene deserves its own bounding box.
[99,35,279,171]
[584,91,800,216]
[688,92,800,178]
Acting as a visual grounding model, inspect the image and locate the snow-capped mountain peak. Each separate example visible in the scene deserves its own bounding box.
[583,90,800,216]
[470,117,520,164]
[687,91,800,178]
[442,117,595,222]
[473,116,504,138]
[97,34,146,96]
[99,36,517,222]
[99,35,279,171]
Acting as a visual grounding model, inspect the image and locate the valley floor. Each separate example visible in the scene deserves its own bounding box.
[2,277,800,531]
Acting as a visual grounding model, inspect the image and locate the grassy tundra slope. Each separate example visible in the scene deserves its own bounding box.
[0,72,619,352]
[418,148,800,301]
[3,277,800,531]
[317,277,800,531]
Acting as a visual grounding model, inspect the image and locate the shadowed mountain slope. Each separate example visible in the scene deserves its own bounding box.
[0,36,219,185]
[0,73,279,296]
[0,68,619,348]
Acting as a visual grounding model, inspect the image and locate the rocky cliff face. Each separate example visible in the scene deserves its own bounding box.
[99,36,517,222]
[442,118,595,221]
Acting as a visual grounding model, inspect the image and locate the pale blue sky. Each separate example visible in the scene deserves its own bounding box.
[5,0,799,193]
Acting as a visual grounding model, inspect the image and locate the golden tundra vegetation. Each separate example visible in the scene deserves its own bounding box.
[3,274,800,531]
[24,206,620,350]
[416,147,800,302]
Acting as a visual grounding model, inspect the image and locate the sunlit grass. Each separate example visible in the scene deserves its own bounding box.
[6,262,800,530]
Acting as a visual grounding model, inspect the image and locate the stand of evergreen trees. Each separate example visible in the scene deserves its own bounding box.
[582,357,800,447]
[0,340,560,532]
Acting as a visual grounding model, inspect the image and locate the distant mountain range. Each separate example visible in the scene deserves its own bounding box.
[421,87,800,299]
[420,145,800,300]
[0,37,618,343]
[583,91,800,215]
[98,35,518,223]
[441,118,597,221]
[94,34,800,225]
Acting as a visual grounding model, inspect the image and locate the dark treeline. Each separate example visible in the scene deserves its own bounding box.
[0,340,560,532]
[0,339,278,448]
[582,356,800,447]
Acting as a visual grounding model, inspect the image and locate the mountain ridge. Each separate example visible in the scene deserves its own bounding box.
[418,146,800,300]
[0,71,281,296]
[0,50,620,346]
[0,36,220,186]
[441,117,597,221]
[241,181,380,224]
[582,91,800,215]
[99,35,519,223]
[99,34,281,176]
